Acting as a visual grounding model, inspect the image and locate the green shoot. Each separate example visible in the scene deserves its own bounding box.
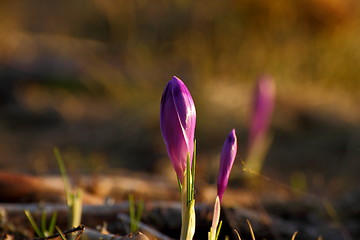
[129,194,135,232]
[215,221,223,240]
[56,226,67,240]
[24,210,43,238]
[54,147,83,228]
[69,189,83,228]
[136,200,144,230]
[244,132,272,175]
[24,210,57,237]
[54,147,72,204]
[41,211,46,235]
[48,211,58,236]
[128,194,144,233]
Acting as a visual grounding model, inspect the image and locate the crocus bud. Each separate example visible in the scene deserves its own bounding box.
[248,75,275,148]
[160,76,196,182]
[217,129,237,202]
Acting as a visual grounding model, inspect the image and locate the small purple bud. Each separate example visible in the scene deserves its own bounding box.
[217,129,237,202]
[160,76,196,182]
[248,75,275,148]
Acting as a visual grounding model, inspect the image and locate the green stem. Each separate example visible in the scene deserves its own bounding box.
[70,189,83,228]
[180,174,195,240]
[180,153,196,240]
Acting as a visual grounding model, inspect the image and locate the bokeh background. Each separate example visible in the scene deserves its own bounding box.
[0,0,359,199]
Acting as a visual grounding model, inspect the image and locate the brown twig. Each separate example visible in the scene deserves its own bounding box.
[33,225,149,240]
[81,228,149,240]
[34,225,84,240]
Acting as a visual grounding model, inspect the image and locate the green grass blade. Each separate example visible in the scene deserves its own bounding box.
[129,195,144,233]
[215,220,223,240]
[24,210,44,238]
[41,210,47,235]
[56,226,67,240]
[135,199,144,228]
[48,211,58,235]
[129,194,136,232]
[53,147,72,205]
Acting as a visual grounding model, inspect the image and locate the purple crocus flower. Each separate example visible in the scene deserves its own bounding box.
[217,129,237,202]
[248,75,275,148]
[160,76,196,182]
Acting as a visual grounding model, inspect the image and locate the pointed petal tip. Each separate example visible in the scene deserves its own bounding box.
[170,76,187,90]
[228,129,237,143]
[172,76,182,83]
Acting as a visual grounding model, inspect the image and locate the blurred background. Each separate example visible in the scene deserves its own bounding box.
[0,0,359,200]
